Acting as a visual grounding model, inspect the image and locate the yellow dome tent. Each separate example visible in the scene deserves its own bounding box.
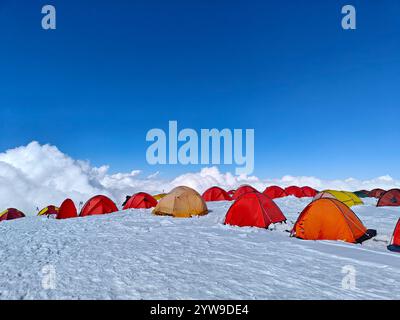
[314,190,363,207]
[153,186,208,218]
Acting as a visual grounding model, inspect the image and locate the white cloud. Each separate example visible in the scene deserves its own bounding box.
[0,141,399,215]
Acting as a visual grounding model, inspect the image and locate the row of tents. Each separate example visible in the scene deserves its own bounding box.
[1,185,399,253]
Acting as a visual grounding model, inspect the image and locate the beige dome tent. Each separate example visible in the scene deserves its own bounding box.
[153,186,208,218]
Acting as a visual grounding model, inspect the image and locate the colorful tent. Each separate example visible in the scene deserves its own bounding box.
[354,190,370,198]
[153,186,208,218]
[153,193,167,201]
[388,219,400,253]
[202,186,232,202]
[301,186,318,197]
[263,186,287,199]
[123,192,158,209]
[38,205,59,216]
[377,189,400,207]
[80,195,118,217]
[314,190,363,207]
[285,186,305,198]
[232,185,259,200]
[369,188,386,198]
[57,199,78,219]
[291,198,376,243]
[0,208,25,222]
[224,193,286,228]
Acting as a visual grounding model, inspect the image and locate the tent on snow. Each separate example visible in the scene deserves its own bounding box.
[202,186,232,202]
[224,193,286,229]
[285,186,305,198]
[314,190,363,207]
[153,193,167,201]
[291,198,376,243]
[80,195,118,217]
[263,186,287,199]
[388,219,400,253]
[377,189,400,207]
[227,190,235,197]
[369,188,386,198]
[301,186,318,197]
[123,192,158,209]
[153,186,208,218]
[38,205,59,216]
[57,199,78,219]
[354,190,370,198]
[232,185,259,200]
[0,208,25,221]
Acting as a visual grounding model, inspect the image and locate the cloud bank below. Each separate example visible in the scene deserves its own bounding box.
[0,142,398,214]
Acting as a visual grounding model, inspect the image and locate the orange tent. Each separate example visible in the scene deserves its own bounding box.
[291,198,376,243]
[202,186,231,201]
[80,195,118,217]
[57,199,78,219]
[232,185,259,200]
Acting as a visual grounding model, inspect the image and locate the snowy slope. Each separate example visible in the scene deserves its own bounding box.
[0,197,399,300]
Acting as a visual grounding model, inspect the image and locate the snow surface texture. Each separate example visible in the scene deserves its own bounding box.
[1,141,399,213]
[0,197,399,300]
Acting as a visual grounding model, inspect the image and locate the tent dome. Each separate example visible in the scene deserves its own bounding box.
[0,208,25,221]
[80,195,118,217]
[301,186,318,197]
[291,198,375,243]
[263,186,287,199]
[38,205,59,216]
[314,190,363,207]
[123,192,158,209]
[224,192,286,228]
[202,186,231,202]
[285,186,305,198]
[153,186,208,218]
[377,189,400,207]
[232,185,259,200]
[57,199,78,219]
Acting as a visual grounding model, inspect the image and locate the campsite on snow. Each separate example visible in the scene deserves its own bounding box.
[1,185,399,299]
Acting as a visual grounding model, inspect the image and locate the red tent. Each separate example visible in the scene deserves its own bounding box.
[301,186,318,197]
[377,189,400,207]
[227,190,235,197]
[369,188,386,198]
[263,186,287,199]
[232,185,259,200]
[123,192,158,209]
[224,192,286,228]
[285,186,305,198]
[202,187,231,202]
[388,219,400,253]
[0,208,25,222]
[80,195,118,217]
[57,199,78,219]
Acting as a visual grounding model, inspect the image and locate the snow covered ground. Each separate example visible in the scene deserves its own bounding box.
[0,196,399,300]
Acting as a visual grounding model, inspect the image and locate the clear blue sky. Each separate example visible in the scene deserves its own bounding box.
[0,0,399,179]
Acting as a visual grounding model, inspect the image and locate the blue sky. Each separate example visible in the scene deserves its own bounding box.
[0,0,399,179]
